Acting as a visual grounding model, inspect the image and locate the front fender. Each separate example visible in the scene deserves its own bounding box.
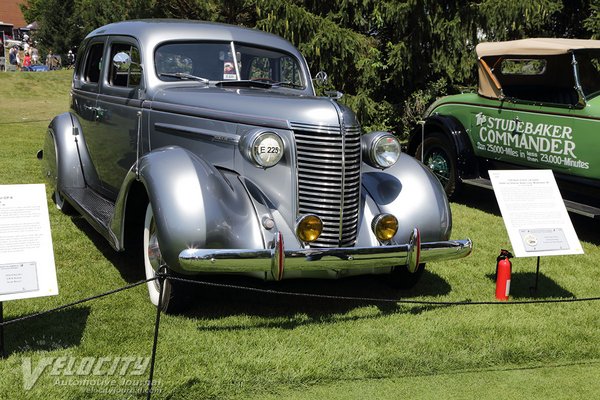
[408,114,477,178]
[119,146,263,272]
[361,153,452,243]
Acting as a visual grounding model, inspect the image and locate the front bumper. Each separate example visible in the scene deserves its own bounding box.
[178,228,472,280]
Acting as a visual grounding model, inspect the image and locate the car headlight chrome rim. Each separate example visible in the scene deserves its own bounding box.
[367,132,401,169]
[371,213,398,242]
[240,130,284,168]
[295,214,323,243]
[252,131,284,167]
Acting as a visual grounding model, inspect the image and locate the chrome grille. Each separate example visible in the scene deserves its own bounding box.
[292,122,361,248]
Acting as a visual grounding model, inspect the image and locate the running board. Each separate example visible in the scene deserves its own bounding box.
[63,187,117,240]
[462,178,600,219]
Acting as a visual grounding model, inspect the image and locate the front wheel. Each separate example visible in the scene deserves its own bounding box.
[415,133,459,198]
[143,204,182,313]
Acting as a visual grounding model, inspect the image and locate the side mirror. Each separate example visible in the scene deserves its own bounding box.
[314,71,328,87]
[113,52,132,70]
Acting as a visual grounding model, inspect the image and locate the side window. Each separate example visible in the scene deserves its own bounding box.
[83,43,104,83]
[498,56,577,106]
[501,59,547,75]
[109,43,142,88]
[577,54,600,98]
[74,42,87,81]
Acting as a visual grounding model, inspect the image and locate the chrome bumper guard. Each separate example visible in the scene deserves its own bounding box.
[178,228,472,280]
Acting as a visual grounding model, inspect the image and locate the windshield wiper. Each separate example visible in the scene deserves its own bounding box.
[215,80,304,89]
[159,72,209,84]
[271,81,304,89]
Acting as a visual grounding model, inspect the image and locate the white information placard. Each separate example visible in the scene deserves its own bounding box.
[0,184,58,301]
[489,170,583,258]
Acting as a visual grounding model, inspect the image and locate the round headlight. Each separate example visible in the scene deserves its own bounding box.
[295,214,323,243]
[372,214,398,242]
[251,132,284,167]
[369,133,401,169]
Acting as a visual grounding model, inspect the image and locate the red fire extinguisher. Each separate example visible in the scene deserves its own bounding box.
[495,249,513,301]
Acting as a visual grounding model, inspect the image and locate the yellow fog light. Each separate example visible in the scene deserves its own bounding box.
[372,214,398,242]
[295,214,323,243]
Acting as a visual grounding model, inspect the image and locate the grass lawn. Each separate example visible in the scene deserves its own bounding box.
[0,70,599,399]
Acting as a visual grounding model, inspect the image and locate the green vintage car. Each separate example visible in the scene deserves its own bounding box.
[408,38,600,218]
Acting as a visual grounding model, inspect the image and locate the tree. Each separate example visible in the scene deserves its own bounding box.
[20,0,600,134]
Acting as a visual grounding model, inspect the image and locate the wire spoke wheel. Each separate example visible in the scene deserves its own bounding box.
[425,151,451,187]
[415,132,459,198]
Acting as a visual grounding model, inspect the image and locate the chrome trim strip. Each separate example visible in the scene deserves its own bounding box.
[155,122,240,144]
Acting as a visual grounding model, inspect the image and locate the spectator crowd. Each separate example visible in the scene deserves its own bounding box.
[3,33,74,71]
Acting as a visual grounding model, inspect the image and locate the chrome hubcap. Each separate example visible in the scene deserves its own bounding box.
[147,221,163,291]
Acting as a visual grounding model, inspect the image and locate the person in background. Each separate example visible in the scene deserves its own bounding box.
[67,50,75,68]
[31,46,39,64]
[46,50,54,69]
[8,46,17,67]
[23,52,31,69]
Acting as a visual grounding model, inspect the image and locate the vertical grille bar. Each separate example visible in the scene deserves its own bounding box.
[292,122,361,248]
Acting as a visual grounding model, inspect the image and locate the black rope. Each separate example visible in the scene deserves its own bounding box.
[0,119,51,125]
[0,277,157,327]
[147,270,166,400]
[2,272,598,330]
[168,276,600,306]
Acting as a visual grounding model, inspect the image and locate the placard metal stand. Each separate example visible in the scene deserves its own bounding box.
[530,256,541,296]
[0,301,4,358]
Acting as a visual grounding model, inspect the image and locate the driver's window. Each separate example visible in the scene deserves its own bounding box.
[109,43,141,88]
[577,54,600,98]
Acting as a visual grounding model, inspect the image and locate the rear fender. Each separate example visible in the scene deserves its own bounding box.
[113,146,263,271]
[43,112,86,192]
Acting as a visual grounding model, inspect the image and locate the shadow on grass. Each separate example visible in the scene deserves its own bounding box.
[485,272,574,299]
[70,216,144,283]
[65,211,457,325]
[453,185,501,217]
[173,270,454,330]
[3,307,90,356]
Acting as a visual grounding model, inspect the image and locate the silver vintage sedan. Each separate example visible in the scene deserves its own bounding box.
[41,20,472,312]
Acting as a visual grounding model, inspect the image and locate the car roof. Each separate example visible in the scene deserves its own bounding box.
[86,19,296,51]
[476,38,600,57]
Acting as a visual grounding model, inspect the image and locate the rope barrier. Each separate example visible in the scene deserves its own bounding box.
[168,275,600,306]
[2,273,599,329]
[0,119,51,125]
[0,277,156,327]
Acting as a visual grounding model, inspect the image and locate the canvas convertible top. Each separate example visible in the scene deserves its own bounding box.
[476,38,600,100]
[476,38,600,57]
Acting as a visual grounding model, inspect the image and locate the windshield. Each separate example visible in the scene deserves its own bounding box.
[576,51,600,99]
[155,41,305,89]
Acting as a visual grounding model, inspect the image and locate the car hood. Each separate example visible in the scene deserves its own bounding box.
[149,85,355,129]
